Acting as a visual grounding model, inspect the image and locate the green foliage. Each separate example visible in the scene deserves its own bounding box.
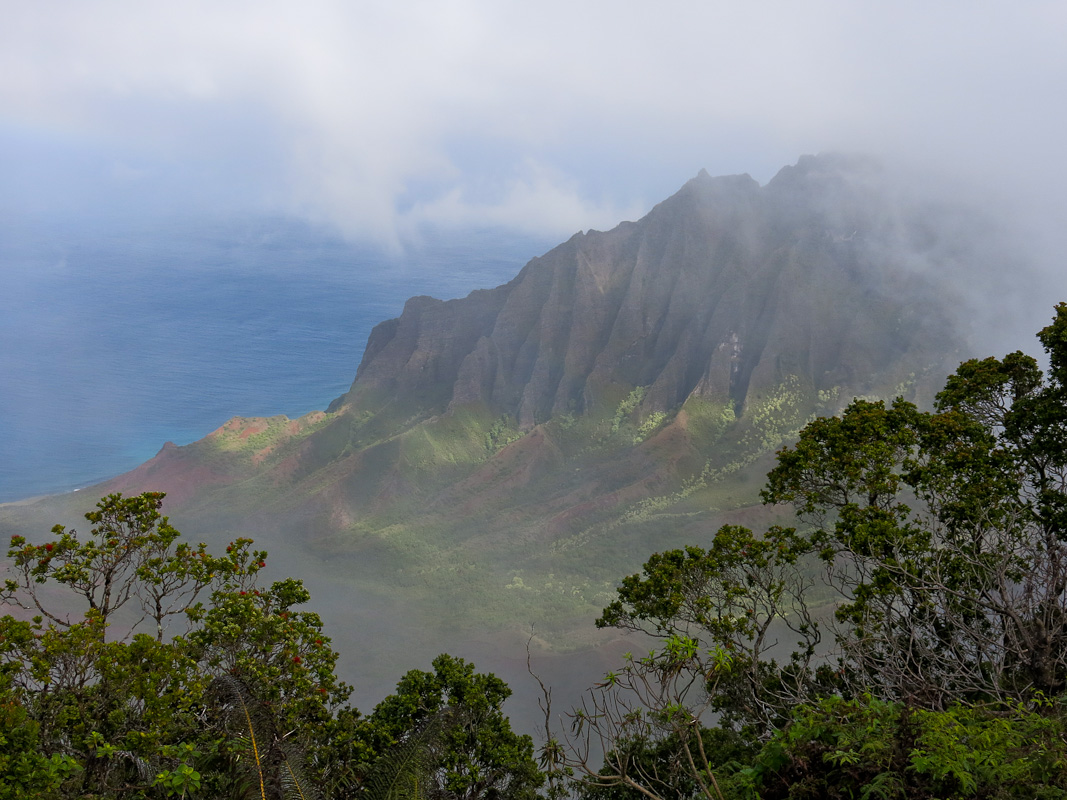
[595,524,818,734]
[3,490,226,639]
[758,306,1067,705]
[0,492,362,798]
[361,707,455,800]
[553,304,1067,799]
[208,674,324,800]
[620,379,817,524]
[744,375,814,453]
[190,575,351,736]
[633,412,667,445]
[207,412,336,462]
[744,696,1067,800]
[576,727,756,800]
[153,761,202,799]
[368,653,543,799]
[485,414,523,454]
[611,386,647,435]
[0,687,80,799]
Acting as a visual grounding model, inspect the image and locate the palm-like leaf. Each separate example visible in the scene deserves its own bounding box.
[210,675,275,800]
[277,740,324,800]
[209,675,324,800]
[362,707,457,800]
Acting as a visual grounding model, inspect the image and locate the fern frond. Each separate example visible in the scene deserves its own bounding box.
[363,707,456,800]
[209,675,328,800]
[111,749,157,783]
[279,747,325,800]
[210,675,275,800]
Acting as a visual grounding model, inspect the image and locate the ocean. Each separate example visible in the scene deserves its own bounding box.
[0,214,554,503]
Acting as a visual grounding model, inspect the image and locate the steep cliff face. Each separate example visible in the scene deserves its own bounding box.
[84,154,971,563]
[83,154,971,575]
[335,155,956,429]
[4,153,990,702]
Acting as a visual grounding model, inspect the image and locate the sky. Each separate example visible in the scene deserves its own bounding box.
[3,1,1066,251]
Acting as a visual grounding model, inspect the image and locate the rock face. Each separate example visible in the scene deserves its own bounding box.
[4,153,990,711]
[86,154,971,564]
[334,154,956,428]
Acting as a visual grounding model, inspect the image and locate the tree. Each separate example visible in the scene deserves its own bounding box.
[540,633,755,800]
[367,653,543,800]
[763,302,1067,705]
[547,303,1067,799]
[3,491,221,639]
[0,492,361,798]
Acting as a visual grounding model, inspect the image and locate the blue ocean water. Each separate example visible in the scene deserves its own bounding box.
[0,215,554,503]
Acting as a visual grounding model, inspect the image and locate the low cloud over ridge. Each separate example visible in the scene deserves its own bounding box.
[1,1,1065,251]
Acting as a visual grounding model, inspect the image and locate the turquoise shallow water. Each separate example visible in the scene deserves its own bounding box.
[0,215,553,502]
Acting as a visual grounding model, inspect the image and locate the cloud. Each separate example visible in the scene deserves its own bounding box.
[400,159,644,239]
[1,1,1065,247]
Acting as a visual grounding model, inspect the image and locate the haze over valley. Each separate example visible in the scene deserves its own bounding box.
[3,0,1067,765]
[1,154,1053,723]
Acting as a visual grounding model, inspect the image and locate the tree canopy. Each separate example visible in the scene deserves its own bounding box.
[550,303,1067,799]
[8,303,1067,799]
[0,492,535,799]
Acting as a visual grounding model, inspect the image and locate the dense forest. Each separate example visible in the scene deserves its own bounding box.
[4,302,1067,798]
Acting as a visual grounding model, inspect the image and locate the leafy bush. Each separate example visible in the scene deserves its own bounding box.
[746,696,1067,800]
[550,303,1067,800]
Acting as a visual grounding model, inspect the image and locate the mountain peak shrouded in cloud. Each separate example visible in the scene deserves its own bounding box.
[0,154,1051,717]
[92,154,977,540]
[334,154,963,431]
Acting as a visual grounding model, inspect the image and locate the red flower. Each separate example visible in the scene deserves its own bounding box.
[44,543,54,552]
[292,656,302,664]
[239,591,247,596]
[258,561,266,568]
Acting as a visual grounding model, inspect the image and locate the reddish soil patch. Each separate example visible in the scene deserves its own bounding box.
[99,443,235,506]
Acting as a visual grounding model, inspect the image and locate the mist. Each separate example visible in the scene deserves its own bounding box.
[1,2,1063,246]
[4,0,1067,746]
[4,3,1064,348]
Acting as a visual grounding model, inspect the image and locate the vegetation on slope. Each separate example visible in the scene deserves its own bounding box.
[0,492,539,799]
[540,302,1067,798]
[6,304,1067,798]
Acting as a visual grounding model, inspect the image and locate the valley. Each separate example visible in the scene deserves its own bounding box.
[0,155,1009,723]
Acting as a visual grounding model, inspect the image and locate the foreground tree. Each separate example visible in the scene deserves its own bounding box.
[0,492,361,797]
[367,653,543,800]
[546,303,1067,799]
[1,492,538,799]
[763,302,1067,705]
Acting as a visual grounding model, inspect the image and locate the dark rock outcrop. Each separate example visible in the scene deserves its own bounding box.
[5,154,998,708]
[335,154,959,428]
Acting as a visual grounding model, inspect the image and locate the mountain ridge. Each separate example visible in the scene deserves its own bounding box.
[98,154,967,550]
[331,155,955,434]
[1,154,996,709]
